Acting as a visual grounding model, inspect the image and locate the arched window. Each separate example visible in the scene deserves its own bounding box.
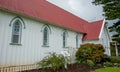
[10,16,25,45]
[43,27,49,46]
[63,31,67,48]
[76,34,79,48]
[12,20,22,44]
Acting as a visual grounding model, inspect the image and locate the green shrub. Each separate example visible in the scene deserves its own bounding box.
[102,57,120,67]
[103,61,113,67]
[87,60,95,67]
[37,52,66,71]
[110,57,120,63]
[76,43,105,63]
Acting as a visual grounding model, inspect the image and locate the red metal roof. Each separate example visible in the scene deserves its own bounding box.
[0,0,104,41]
[83,20,104,41]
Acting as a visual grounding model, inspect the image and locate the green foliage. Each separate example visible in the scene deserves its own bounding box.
[110,43,116,56]
[37,52,66,71]
[102,57,120,67]
[92,67,120,72]
[103,61,113,67]
[109,20,120,33]
[92,0,120,20]
[109,20,120,43]
[76,43,105,63]
[87,60,95,67]
[110,57,120,63]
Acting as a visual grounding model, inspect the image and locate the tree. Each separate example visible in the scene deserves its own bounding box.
[92,0,120,43]
[109,20,120,43]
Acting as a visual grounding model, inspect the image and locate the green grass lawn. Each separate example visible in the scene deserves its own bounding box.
[92,67,120,72]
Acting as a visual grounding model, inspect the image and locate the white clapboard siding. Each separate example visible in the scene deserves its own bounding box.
[0,10,83,67]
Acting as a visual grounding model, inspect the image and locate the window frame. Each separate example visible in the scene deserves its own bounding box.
[9,17,25,46]
[11,20,22,44]
[63,31,67,48]
[42,26,49,47]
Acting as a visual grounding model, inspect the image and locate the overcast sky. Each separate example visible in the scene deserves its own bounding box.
[47,0,104,22]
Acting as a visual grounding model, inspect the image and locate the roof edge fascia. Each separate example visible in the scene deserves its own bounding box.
[99,19,105,39]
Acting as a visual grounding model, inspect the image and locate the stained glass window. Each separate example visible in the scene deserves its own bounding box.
[12,20,22,44]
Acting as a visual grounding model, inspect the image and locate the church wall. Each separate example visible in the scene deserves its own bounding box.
[0,10,83,67]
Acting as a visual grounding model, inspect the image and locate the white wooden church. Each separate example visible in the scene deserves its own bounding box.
[0,0,111,71]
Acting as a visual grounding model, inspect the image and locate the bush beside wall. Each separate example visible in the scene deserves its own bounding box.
[76,43,105,64]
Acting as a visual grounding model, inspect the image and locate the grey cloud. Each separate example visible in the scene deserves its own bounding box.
[47,0,104,22]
